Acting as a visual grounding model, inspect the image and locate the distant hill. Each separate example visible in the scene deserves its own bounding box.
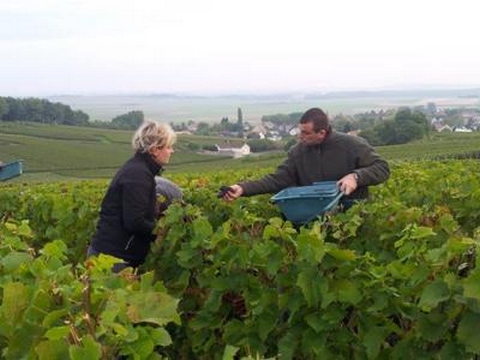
[48,88,480,123]
[305,88,480,99]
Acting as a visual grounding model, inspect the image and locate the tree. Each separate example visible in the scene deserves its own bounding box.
[366,107,430,145]
[393,107,428,143]
[0,96,89,125]
[71,110,89,126]
[357,127,380,146]
[332,113,355,133]
[3,97,26,121]
[237,108,243,126]
[111,111,144,130]
[237,108,244,137]
[196,122,210,136]
[373,120,397,145]
[0,97,8,119]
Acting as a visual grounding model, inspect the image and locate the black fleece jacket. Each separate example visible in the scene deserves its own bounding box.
[90,152,162,266]
[240,130,390,200]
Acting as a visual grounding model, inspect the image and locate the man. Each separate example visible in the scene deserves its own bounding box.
[222,107,390,203]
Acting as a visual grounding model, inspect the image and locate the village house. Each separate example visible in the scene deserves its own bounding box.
[214,143,251,158]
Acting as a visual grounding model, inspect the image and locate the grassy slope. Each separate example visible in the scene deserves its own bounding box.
[1,122,480,182]
[376,132,480,160]
[0,122,246,180]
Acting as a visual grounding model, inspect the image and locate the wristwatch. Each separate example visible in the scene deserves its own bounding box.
[352,172,359,181]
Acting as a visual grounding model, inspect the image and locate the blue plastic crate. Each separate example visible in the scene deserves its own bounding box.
[270,181,343,224]
[0,160,23,181]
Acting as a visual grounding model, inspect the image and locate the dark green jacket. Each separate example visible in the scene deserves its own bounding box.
[240,130,390,200]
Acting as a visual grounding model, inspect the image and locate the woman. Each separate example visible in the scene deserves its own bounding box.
[88,120,177,272]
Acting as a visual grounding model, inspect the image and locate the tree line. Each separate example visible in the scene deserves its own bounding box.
[0,96,144,130]
[351,107,431,146]
[245,108,431,146]
[0,96,89,126]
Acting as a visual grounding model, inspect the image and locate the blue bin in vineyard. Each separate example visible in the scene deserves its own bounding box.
[270,181,344,224]
[0,160,23,181]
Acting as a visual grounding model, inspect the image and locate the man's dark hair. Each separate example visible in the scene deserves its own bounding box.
[299,108,331,133]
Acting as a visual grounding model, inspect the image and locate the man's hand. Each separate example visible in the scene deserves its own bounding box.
[222,184,244,202]
[337,173,358,196]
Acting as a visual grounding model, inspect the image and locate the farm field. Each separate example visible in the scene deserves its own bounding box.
[1,119,480,357]
[1,122,480,182]
[0,122,246,180]
[1,159,480,358]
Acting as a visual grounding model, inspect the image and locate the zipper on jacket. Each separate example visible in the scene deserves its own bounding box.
[125,235,134,250]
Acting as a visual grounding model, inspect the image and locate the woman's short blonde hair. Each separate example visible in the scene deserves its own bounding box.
[132,120,177,153]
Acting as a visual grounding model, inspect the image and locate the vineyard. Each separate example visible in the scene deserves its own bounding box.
[1,160,480,359]
[2,122,480,181]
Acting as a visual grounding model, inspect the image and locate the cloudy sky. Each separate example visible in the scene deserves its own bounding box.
[1,0,479,96]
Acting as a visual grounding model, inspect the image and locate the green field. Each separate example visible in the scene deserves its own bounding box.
[0,122,248,180]
[1,122,480,182]
[376,132,480,161]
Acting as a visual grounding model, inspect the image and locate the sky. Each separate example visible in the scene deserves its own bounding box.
[1,0,479,96]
